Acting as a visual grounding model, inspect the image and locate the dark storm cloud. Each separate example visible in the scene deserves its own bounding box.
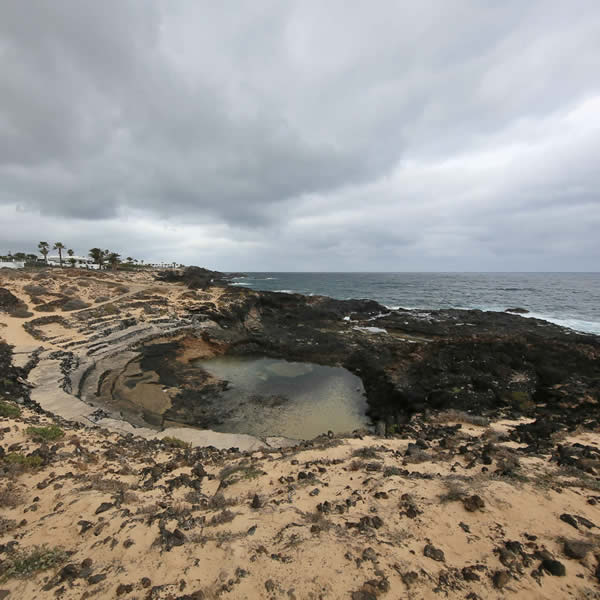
[1,1,599,269]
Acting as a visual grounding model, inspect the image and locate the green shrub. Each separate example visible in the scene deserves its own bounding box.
[0,401,20,418]
[26,425,64,441]
[0,546,68,581]
[161,436,190,449]
[3,453,44,468]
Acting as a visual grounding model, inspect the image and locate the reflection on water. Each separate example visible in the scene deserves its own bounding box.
[192,356,370,439]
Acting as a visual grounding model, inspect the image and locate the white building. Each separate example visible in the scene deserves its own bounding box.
[0,261,25,269]
[47,255,99,269]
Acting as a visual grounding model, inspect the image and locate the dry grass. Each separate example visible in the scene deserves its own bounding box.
[0,482,24,508]
[433,409,490,427]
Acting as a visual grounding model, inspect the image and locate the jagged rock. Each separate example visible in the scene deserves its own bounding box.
[541,559,566,576]
[88,573,107,585]
[423,544,445,562]
[463,495,485,512]
[461,567,481,582]
[95,502,114,515]
[492,571,510,589]
[116,583,134,595]
[563,540,591,559]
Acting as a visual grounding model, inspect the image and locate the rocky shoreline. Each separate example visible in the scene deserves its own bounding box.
[1,266,600,598]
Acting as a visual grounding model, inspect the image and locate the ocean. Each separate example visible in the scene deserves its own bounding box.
[230,272,600,335]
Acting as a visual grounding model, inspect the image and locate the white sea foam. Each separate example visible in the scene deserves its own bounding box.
[353,326,387,334]
[521,313,600,335]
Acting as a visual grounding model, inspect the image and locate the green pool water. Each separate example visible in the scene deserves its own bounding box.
[192,356,370,439]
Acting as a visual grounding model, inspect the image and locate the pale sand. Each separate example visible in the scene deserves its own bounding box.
[1,407,599,599]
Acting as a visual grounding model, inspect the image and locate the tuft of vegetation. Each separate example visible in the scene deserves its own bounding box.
[207,510,237,527]
[439,479,468,503]
[161,436,190,449]
[3,453,44,469]
[0,546,68,582]
[0,400,20,418]
[62,298,90,311]
[0,482,24,508]
[26,424,64,441]
[219,463,264,483]
[352,446,381,459]
[434,409,490,427]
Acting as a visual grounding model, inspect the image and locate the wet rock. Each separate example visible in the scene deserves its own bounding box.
[463,495,485,512]
[251,494,262,509]
[563,540,591,560]
[141,577,152,588]
[541,559,566,576]
[492,570,510,589]
[423,544,445,562]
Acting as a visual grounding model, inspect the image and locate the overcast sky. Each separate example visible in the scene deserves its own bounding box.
[1,1,599,271]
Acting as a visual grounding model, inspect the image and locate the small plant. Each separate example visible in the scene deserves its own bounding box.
[161,436,190,449]
[0,401,20,418]
[3,453,44,469]
[348,459,366,471]
[207,509,237,527]
[439,479,468,503]
[219,463,263,483]
[26,425,64,441]
[0,546,68,582]
[352,446,380,459]
[0,482,24,508]
[62,298,90,311]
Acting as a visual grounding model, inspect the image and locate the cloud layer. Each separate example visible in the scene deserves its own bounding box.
[1,1,599,270]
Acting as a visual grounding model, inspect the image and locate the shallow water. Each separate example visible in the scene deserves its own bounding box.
[192,356,370,439]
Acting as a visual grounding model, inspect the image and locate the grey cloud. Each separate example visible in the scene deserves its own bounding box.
[1,1,600,269]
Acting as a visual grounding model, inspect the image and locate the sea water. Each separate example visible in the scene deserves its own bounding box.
[230,272,600,335]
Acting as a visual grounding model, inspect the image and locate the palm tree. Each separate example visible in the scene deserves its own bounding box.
[38,241,49,263]
[88,248,105,268]
[53,242,65,267]
[67,249,76,268]
[107,252,121,271]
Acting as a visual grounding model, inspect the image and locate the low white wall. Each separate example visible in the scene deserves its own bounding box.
[0,261,25,269]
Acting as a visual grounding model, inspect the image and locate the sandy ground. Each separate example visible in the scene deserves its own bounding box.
[1,407,599,599]
[1,268,599,599]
